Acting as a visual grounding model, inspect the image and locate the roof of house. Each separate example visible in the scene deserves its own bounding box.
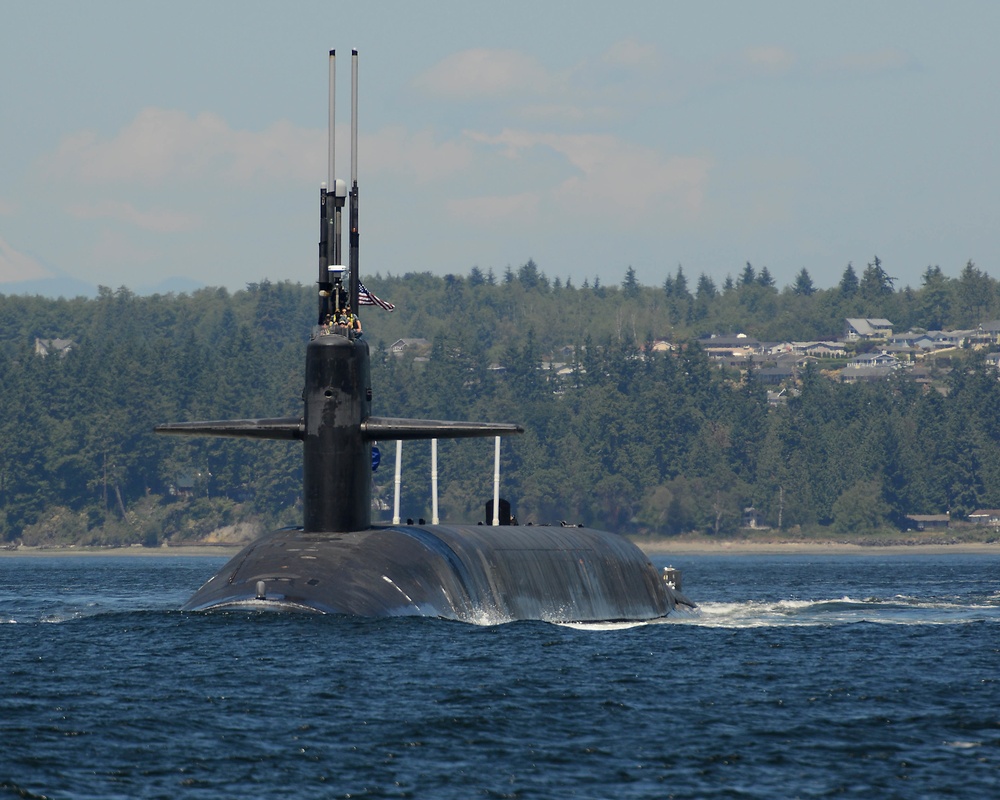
[845,318,894,337]
[699,334,760,348]
[34,337,75,357]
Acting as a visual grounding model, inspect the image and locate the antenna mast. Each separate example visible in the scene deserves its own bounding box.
[317,50,349,324]
[348,49,360,311]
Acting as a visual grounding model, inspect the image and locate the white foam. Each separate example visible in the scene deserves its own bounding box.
[672,596,1000,628]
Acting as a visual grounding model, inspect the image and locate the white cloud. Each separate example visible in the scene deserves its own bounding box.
[42,108,324,187]
[601,39,659,70]
[463,129,712,223]
[744,46,796,73]
[414,43,674,133]
[516,103,617,124]
[447,191,541,224]
[67,200,200,233]
[42,107,478,192]
[363,126,473,180]
[89,228,155,268]
[0,236,52,282]
[413,49,552,98]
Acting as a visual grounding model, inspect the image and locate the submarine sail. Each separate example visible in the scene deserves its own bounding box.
[156,50,693,622]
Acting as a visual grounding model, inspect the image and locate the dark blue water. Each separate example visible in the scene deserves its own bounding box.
[2,553,999,799]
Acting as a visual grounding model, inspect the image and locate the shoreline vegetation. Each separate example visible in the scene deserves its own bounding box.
[4,532,998,558]
[8,275,1000,549]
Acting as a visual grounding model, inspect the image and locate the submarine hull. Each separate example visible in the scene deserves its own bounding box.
[182,525,685,622]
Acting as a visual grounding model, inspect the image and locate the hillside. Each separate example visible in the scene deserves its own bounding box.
[3,258,1000,546]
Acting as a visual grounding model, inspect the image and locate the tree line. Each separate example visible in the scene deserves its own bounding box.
[2,256,1000,545]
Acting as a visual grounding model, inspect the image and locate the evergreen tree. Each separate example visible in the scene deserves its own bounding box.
[693,273,717,322]
[518,258,542,290]
[859,256,895,300]
[919,265,951,330]
[793,268,815,296]
[839,263,859,298]
[696,273,718,300]
[622,266,640,298]
[957,259,993,326]
[674,266,690,299]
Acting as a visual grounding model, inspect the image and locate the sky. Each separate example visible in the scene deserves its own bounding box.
[1,0,998,296]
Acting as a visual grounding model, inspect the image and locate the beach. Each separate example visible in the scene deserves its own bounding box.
[0,544,243,558]
[3,538,1000,558]
[637,537,1000,556]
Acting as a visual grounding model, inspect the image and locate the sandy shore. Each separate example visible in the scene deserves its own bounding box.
[636,538,1000,556]
[4,539,1000,558]
[0,545,243,558]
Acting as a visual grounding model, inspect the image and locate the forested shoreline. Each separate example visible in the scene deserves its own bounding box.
[3,257,1000,546]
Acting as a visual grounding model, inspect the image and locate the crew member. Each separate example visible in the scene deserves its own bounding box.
[346,305,362,337]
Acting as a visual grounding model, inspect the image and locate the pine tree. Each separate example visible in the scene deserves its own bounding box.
[793,268,815,296]
[696,273,717,300]
[860,256,895,300]
[839,263,859,298]
[622,266,640,298]
[757,266,776,289]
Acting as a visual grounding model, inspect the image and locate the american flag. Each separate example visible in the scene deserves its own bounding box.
[358,282,395,311]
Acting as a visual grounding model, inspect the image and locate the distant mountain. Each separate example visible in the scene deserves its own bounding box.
[1,235,207,297]
[0,275,100,299]
[0,274,206,298]
[137,276,207,295]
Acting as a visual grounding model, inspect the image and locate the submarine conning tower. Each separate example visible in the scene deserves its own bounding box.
[154,49,524,533]
[303,332,371,532]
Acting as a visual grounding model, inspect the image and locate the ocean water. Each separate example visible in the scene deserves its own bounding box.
[1,552,999,799]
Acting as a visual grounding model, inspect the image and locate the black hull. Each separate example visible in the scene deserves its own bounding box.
[182,525,684,623]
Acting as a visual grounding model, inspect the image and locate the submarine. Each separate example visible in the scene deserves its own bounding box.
[156,50,694,622]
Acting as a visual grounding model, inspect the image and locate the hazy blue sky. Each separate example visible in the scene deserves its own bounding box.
[2,1,997,294]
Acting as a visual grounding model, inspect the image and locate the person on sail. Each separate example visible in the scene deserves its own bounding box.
[345,305,362,338]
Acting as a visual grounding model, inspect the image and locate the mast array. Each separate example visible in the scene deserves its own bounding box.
[317,49,357,325]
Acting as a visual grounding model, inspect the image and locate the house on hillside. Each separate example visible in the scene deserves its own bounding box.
[844,318,893,341]
[968,509,1000,526]
[978,321,1000,344]
[757,364,796,385]
[904,513,950,531]
[34,337,75,358]
[846,352,902,369]
[698,334,762,356]
[390,338,430,356]
[795,341,848,358]
[839,352,904,383]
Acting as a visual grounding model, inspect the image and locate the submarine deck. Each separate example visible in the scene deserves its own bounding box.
[182,524,680,623]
